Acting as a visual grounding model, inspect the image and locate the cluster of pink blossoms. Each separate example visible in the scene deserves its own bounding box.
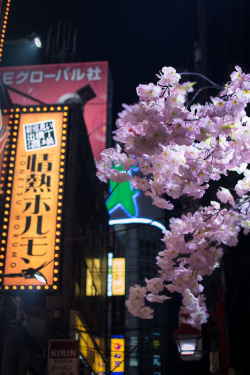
[97,65,250,326]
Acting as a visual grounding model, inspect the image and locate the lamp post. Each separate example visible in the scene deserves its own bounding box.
[173,322,202,361]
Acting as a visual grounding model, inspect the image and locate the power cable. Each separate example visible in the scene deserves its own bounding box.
[1,302,172,340]
[65,214,168,244]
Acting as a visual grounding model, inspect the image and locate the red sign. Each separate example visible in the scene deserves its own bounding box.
[0,61,110,159]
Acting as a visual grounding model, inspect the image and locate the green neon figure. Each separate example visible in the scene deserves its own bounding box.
[106,166,139,217]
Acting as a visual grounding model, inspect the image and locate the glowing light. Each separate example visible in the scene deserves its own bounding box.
[107,167,166,232]
[180,342,196,355]
[111,336,125,374]
[0,107,67,291]
[34,36,42,48]
[112,258,125,296]
[106,166,140,217]
[107,253,113,297]
[109,218,166,232]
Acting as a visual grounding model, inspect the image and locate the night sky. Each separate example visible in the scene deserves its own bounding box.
[2,0,199,122]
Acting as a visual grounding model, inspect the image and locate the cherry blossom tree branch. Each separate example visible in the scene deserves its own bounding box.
[180,71,222,90]
[96,65,250,326]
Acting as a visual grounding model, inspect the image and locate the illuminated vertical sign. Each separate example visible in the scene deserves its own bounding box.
[75,314,106,374]
[112,258,125,296]
[0,105,68,292]
[107,252,113,297]
[110,335,125,374]
[86,258,101,297]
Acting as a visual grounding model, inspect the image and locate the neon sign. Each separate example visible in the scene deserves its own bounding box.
[106,166,140,218]
[0,106,68,292]
[110,335,125,374]
[106,167,166,232]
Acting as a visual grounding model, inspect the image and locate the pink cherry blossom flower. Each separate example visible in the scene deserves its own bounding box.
[182,289,200,311]
[136,83,162,101]
[146,294,171,303]
[131,176,150,191]
[145,277,164,294]
[230,65,243,82]
[235,175,250,196]
[190,308,208,325]
[156,66,181,86]
[216,187,237,208]
[241,220,250,235]
[137,306,154,319]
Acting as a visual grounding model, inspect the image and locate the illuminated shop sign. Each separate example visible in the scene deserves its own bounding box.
[107,255,125,297]
[86,258,101,297]
[0,106,68,292]
[110,335,125,374]
[112,258,125,296]
[106,167,166,232]
[75,314,106,375]
[107,252,113,297]
[106,167,140,218]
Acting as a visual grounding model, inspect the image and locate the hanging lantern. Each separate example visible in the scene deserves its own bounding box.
[173,322,202,360]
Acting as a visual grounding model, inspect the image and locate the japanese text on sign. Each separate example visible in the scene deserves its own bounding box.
[2,110,66,289]
[110,336,125,374]
[23,119,57,151]
[0,66,103,85]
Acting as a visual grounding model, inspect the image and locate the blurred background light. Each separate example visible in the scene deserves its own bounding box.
[34,35,42,48]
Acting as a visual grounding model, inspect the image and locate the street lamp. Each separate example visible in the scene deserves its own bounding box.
[5,32,42,48]
[173,322,202,360]
[33,35,42,48]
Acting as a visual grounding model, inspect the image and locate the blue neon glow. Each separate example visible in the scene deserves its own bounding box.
[109,218,166,232]
[106,166,141,218]
[107,190,140,218]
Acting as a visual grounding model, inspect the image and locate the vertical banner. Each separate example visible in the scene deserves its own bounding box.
[112,258,125,296]
[75,314,106,374]
[110,336,125,375]
[0,105,68,292]
[48,340,79,375]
